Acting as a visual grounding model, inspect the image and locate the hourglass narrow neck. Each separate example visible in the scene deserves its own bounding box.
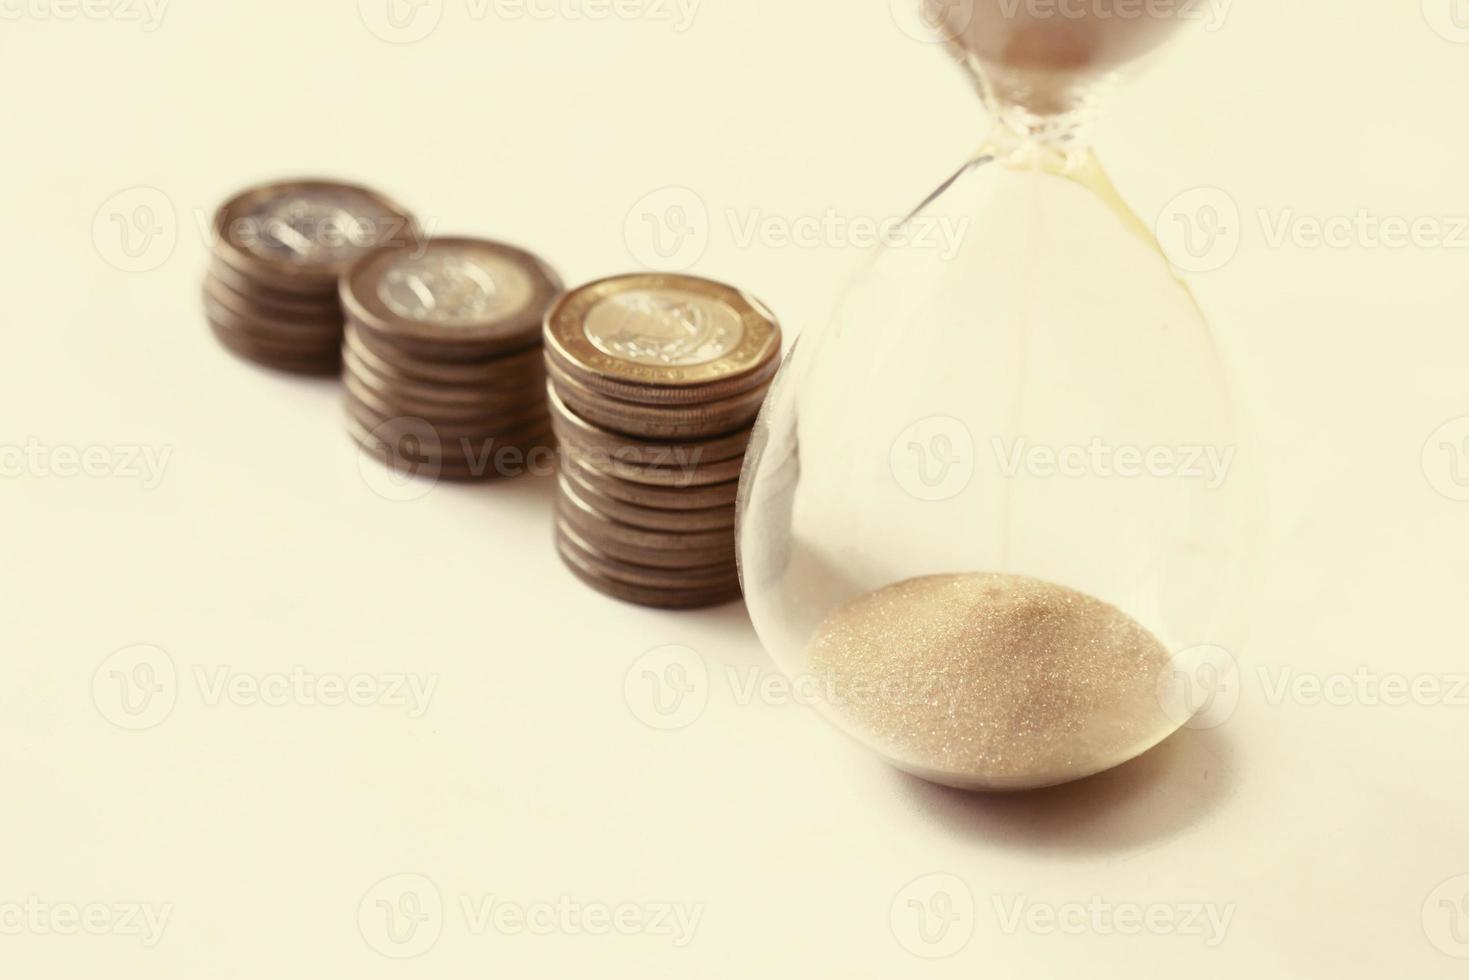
[978,70,1114,157]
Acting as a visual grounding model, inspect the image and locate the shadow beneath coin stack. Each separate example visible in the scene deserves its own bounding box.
[897,725,1238,855]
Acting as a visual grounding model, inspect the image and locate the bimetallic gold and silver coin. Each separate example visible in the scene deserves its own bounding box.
[203,178,417,375]
[214,179,417,291]
[340,237,562,482]
[544,273,782,609]
[343,237,561,360]
[545,273,781,404]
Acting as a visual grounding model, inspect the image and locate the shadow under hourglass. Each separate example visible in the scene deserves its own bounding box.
[896,725,1238,855]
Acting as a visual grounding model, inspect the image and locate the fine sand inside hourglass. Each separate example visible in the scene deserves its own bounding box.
[806,573,1178,790]
[927,0,1188,116]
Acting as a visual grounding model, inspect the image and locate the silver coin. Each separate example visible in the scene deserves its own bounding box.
[558,465,735,533]
[555,484,736,566]
[558,451,740,510]
[550,369,767,439]
[546,382,751,465]
[555,519,740,591]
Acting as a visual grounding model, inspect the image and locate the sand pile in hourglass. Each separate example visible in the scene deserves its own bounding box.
[806,574,1178,791]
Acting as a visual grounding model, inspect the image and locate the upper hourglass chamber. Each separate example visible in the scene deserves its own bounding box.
[736,1,1249,790]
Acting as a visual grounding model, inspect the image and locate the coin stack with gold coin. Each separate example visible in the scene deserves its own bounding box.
[341,237,563,480]
[544,273,782,609]
[203,178,416,375]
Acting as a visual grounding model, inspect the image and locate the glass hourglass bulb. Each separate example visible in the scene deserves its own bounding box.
[736,3,1250,791]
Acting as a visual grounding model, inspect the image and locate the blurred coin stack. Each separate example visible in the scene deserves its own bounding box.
[341,237,563,480]
[203,179,415,375]
[544,273,782,609]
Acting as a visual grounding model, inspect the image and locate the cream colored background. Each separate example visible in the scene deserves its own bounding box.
[2,0,1467,976]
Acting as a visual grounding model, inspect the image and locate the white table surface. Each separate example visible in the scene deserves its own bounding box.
[4,1,1468,976]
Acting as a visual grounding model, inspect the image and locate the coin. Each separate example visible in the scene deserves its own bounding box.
[344,397,553,474]
[555,519,740,591]
[554,426,746,488]
[345,322,546,391]
[543,339,780,408]
[205,275,341,333]
[213,179,417,293]
[559,451,740,510]
[555,498,734,571]
[551,369,768,439]
[558,474,735,552]
[204,301,340,355]
[554,528,742,610]
[343,237,561,360]
[345,412,494,482]
[559,465,735,532]
[207,260,343,320]
[206,317,340,376]
[344,376,551,442]
[544,273,781,400]
[545,382,750,466]
[344,347,546,418]
[202,288,341,348]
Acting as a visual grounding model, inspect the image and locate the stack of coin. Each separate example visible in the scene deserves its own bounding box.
[544,273,782,609]
[203,179,416,375]
[341,237,563,480]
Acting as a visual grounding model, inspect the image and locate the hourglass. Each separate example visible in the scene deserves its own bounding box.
[736,1,1250,790]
